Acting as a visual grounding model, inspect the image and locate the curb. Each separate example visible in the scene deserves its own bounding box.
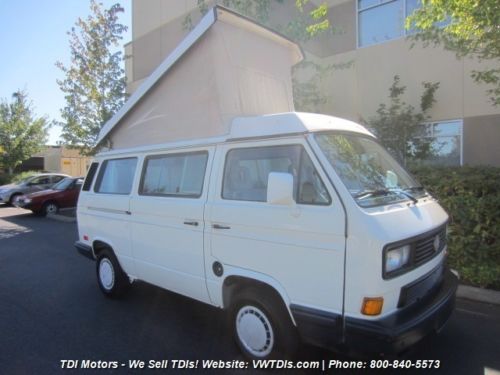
[457,284,500,306]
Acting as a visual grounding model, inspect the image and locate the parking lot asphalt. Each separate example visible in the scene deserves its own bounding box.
[1,205,500,374]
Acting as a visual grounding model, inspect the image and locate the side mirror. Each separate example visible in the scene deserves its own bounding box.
[267,172,295,206]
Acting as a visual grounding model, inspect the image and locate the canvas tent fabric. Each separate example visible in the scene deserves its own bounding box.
[97,6,304,150]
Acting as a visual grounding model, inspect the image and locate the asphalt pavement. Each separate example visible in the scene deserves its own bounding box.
[1,205,499,374]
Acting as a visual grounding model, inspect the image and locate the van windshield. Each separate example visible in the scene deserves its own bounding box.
[314,133,427,207]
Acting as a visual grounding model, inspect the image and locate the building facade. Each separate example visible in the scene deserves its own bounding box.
[125,0,500,166]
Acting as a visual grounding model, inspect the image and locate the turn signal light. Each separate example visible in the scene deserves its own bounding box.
[361,297,384,316]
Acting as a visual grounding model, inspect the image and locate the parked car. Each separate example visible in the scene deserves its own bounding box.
[0,173,70,205]
[14,177,83,215]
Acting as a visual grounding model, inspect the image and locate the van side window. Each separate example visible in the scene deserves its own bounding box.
[140,152,208,197]
[82,162,99,191]
[222,145,330,205]
[94,158,137,194]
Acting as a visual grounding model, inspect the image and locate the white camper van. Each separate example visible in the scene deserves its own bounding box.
[75,7,457,359]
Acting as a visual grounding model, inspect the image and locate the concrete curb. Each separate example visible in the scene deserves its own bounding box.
[457,285,500,305]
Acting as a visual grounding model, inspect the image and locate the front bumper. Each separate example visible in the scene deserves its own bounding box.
[344,268,458,354]
[291,268,458,355]
[75,241,95,260]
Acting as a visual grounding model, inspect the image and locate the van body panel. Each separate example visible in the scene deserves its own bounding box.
[205,138,346,314]
[78,192,136,275]
[128,147,215,304]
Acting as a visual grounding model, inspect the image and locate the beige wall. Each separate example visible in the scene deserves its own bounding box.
[128,0,500,165]
[463,114,500,167]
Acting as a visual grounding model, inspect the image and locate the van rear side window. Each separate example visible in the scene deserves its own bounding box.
[82,162,99,191]
[94,158,137,195]
[140,152,208,197]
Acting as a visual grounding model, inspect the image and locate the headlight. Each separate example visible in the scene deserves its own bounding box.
[385,245,411,274]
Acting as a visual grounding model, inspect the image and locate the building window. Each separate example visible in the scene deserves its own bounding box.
[357,0,434,47]
[416,120,463,166]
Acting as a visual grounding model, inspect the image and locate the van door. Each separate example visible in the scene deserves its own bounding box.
[129,148,213,304]
[84,157,138,275]
[205,139,346,315]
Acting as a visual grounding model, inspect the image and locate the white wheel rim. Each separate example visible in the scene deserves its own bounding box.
[99,259,115,290]
[46,204,57,214]
[236,305,274,357]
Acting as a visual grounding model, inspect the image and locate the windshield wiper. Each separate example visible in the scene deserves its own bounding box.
[354,189,392,200]
[354,188,418,204]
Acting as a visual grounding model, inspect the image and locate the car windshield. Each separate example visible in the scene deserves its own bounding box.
[53,178,74,190]
[314,133,427,207]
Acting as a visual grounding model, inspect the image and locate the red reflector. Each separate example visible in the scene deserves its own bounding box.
[83,235,89,241]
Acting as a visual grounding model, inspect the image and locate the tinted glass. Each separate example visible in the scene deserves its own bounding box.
[82,162,99,191]
[140,152,208,197]
[95,158,137,195]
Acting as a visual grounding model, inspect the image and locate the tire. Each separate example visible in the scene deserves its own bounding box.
[42,201,59,216]
[229,287,298,360]
[8,193,21,206]
[96,249,130,298]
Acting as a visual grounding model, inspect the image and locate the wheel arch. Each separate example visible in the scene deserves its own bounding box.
[222,274,296,326]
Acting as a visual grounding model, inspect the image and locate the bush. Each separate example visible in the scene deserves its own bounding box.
[411,166,500,290]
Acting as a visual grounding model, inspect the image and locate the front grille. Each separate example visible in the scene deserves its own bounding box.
[414,226,446,266]
[383,224,447,279]
[398,263,444,308]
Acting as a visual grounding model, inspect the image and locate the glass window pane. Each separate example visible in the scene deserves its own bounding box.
[141,152,207,197]
[432,121,461,136]
[358,0,404,47]
[222,145,301,202]
[359,0,380,10]
[96,158,137,194]
[428,136,461,166]
[298,152,330,205]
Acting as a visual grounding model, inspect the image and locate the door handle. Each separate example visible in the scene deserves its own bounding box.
[213,224,230,230]
[184,221,199,226]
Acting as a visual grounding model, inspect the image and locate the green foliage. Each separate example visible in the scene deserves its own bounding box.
[0,91,48,175]
[406,0,500,106]
[411,166,500,290]
[367,75,439,166]
[57,0,128,155]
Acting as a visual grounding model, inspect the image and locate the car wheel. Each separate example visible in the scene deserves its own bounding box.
[230,288,298,360]
[96,249,130,298]
[8,193,21,206]
[42,201,59,216]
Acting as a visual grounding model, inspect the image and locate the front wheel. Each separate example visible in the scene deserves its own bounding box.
[42,201,59,216]
[96,249,130,298]
[230,288,298,360]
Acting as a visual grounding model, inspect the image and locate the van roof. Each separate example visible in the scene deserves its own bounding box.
[96,112,374,157]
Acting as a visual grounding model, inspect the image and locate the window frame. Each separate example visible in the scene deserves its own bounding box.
[93,157,138,195]
[414,119,463,166]
[138,150,209,199]
[356,0,421,48]
[221,144,331,206]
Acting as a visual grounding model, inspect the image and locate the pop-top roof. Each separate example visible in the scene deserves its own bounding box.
[97,6,303,147]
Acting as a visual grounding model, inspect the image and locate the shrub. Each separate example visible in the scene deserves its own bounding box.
[411,166,500,290]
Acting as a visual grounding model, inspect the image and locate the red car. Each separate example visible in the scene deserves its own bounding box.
[14,177,83,216]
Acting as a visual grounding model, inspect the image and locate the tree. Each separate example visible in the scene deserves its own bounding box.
[367,76,439,166]
[57,0,127,155]
[0,91,48,175]
[406,0,500,106]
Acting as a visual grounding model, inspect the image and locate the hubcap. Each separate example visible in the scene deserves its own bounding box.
[236,305,274,357]
[46,204,57,214]
[99,258,115,290]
